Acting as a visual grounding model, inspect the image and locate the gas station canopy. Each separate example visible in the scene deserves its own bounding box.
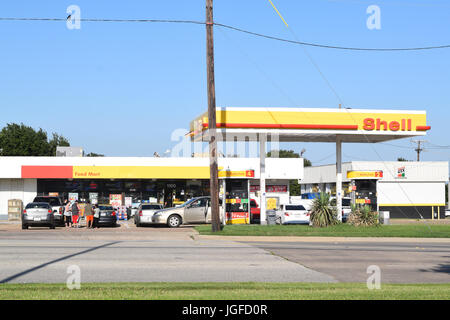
[189,107,430,225]
[189,107,430,143]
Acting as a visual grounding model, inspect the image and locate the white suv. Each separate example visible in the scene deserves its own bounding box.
[33,196,64,226]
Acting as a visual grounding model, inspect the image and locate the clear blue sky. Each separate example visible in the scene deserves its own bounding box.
[0,0,449,163]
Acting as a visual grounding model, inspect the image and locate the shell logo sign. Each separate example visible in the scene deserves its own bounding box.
[190,108,430,134]
[363,118,430,132]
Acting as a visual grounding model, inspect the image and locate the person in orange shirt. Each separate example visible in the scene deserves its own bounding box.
[84,201,94,229]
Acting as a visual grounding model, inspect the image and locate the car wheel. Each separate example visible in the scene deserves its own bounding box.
[167,215,181,228]
[22,224,28,230]
[50,225,55,230]
[136,222,141,227]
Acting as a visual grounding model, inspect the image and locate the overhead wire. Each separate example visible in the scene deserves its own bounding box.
[0,17,449,51]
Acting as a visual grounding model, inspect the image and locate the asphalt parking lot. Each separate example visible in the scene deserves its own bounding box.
[0,220,449,284]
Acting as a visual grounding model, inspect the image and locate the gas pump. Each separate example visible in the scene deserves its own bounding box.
[219,170,254,225]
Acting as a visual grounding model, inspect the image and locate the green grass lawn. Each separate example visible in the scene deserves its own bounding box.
[195,224,450,238]
[1,282,449,300]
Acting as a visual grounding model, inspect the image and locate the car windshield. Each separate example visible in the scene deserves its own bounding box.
[99,206,113,211]
[285,205,305,211]
[177,198,198,208]
[26,203,49,209]
[34,197,61,206]
[142,205,162,210]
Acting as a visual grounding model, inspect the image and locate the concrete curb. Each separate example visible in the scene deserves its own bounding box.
[193,235,450,243]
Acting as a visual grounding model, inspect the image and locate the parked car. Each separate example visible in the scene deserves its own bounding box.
[96,205,118,228]
[276,204,310,225]
[128,202,141,219]
[22,202,56,229]
[33,196,64,226]
[135,203,164,227]
[152,196,223,228]
[250,199,260,224]
[330,197,352,222]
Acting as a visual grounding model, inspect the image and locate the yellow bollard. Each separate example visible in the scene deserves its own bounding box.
[432,206,434,220]
[438,206,440,220]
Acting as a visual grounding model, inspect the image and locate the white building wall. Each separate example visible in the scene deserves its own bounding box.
[377,182,445,206]
[302,161,448,184]
[0,179,37,215]
[250,180,291,207]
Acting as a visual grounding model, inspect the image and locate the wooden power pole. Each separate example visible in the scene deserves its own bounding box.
[206,0,221,232]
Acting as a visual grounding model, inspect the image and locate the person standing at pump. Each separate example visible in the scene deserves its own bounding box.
[71,200,80,228]
[93,204,100,228]
[64,200,72,228]
[85,201,94,229]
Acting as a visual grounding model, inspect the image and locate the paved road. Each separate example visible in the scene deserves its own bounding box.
[243,240,450,283]
[1,221,448,284]
[0,224,335,283]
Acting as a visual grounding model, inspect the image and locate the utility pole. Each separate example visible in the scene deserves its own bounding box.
[412,140,425,161]
[206,0,221,232]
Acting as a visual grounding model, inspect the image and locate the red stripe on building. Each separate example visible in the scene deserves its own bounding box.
[21,166,73,179]
[416,126,431,131]
[202,123,359,130]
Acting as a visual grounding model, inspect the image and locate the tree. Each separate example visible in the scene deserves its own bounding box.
[0,123,50,156]
[48,133,70,156]
[0,123,70,156]
[86,152,104,157]
[267,149,312,166]
[397,157,408,162]
[267,149,311,196]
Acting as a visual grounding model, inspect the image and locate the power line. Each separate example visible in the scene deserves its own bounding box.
[214,22,450,51]
[1,17,450,51]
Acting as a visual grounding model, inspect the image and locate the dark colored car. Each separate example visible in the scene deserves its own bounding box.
[22,202,56,229]
[96,205,118,228]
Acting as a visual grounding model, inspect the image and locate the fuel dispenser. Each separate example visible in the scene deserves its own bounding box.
[219,170,254,225]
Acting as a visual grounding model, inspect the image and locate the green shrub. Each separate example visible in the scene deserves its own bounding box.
[347,205,379,227]
[310,193,339,228]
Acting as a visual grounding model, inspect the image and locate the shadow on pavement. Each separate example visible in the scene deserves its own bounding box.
[0,241,120,284]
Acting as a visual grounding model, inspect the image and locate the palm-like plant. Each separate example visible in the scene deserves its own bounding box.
[347,204,379,226]
[309,193,338,228]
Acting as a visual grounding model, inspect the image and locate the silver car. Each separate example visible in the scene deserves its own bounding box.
[135,203,164,227]
[22,202,56,229]
[152,196,223,228]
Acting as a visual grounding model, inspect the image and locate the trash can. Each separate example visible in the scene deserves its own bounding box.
[380,211,390,225]
[266,210,277,225]
[8,199,23,221]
